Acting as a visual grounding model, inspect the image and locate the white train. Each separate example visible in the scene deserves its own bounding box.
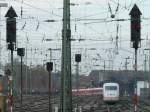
[103,82,119,103]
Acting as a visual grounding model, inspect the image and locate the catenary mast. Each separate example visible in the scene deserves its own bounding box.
[61,0,72,111]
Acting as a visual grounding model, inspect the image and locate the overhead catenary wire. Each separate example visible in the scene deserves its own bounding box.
[13,0,62,18]
[2,0,150,73]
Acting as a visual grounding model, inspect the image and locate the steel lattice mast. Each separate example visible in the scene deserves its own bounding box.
[61,0,72,111]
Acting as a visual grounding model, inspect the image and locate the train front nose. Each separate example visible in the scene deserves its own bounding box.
[107,93,115,99]
[108,92,115,96]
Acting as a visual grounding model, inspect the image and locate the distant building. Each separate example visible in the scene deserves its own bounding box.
[89,70,150,96]
[137,81,149,97]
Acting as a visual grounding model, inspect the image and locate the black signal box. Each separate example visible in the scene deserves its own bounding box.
[17,48,25,57]
[46,62,53,72]
[6,18,16,43]
[75,54,81,62]
[129,4,142,49]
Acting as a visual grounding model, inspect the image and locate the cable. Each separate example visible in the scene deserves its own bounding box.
[13,0,62,18]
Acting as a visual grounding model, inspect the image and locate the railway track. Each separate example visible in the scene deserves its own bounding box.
[137,98,150,112]
[10,95,150,112]
[12,95,59,112]
[12,94,101,112]
[94,97,150,112]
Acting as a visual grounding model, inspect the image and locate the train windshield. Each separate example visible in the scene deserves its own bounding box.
[105,86,117,90]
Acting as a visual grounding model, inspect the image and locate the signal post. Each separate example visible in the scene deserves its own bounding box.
[75,54,81,112]
[5,6,18,112]
[17,48,25,111]
[61,0,72,111]
[129,4,142,112]
[46,62,53,112]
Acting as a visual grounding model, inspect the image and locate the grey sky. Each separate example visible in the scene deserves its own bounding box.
[0,0,150,75]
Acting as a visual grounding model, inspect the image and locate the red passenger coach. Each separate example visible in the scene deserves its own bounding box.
[72,88,103,96]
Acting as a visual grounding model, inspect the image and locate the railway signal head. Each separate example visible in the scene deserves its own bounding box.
[46,62,53,72]
[75,54,81,62]
[5,6,18,43]
[17,48,25,57]
[129,4,142,49]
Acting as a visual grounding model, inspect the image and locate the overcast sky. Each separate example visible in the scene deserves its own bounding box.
[0,0,150,75]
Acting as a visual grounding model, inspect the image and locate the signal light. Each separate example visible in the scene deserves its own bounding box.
[17,48,25,57]
[46,62,53,72]
[6,18,16,43]
[129,4,142,49]
[75,54,81,62]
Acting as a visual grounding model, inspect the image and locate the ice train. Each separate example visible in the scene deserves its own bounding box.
[103,82,119,103]
[72,82,120,104]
